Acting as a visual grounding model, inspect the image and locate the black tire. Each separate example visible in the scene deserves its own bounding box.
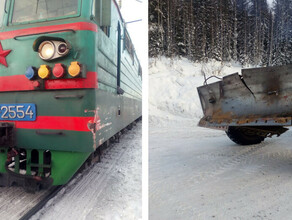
[226,126,265,145]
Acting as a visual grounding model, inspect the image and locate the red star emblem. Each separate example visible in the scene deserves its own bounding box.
[0,42,11,67]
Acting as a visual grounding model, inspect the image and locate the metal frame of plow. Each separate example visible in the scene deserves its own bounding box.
[197,65,292,129]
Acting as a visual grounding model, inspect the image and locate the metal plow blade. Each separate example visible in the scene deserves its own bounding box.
[197,64,292,129]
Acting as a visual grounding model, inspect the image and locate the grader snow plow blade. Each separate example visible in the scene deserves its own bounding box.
[197,64,292,130]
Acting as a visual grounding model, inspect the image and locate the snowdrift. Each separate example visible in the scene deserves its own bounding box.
[149,57,243,127]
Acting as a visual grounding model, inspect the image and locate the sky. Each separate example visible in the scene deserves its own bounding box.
[120,0,148,72]
[267,0,273,8]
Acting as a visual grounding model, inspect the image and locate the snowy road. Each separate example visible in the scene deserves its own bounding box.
[32,121,142,220]
[149,122,292,220]
[149,57,292,219]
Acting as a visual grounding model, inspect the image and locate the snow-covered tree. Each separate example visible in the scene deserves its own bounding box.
[148,0,291,66]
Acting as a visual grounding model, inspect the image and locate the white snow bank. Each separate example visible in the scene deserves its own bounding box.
[149,57,243,127]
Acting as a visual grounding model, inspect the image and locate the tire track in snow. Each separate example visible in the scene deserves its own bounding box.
[191,143,267,183]
[151,129,292,220]
[151,133,292,216]
[150,142,266,203]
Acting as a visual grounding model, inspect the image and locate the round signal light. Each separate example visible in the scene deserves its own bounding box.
[57,43,68,55]
[53,63,65,78]
[33,81,41,88]
[39,41,55,61]
[38,65,51,79]
[68,61,81,77]
[25,66,37,80]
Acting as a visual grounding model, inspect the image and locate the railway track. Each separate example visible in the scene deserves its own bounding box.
[0,119,141,220]
[19,186,63,220]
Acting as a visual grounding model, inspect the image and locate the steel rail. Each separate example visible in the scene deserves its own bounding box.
[19,186,63,220]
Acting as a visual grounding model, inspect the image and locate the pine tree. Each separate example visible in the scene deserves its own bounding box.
[148,0,290,66]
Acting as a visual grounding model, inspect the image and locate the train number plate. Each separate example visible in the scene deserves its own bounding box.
[0,103,36,121]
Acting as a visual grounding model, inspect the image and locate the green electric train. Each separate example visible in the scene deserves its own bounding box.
[0,0,142,190]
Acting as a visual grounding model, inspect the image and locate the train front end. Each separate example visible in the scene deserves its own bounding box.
[0,0,98,190]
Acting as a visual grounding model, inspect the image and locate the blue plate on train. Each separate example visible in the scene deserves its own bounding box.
[0,103,36,121]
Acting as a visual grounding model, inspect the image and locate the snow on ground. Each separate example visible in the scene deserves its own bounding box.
[0,188,47,219]
[32,122,142,220]
[149,57,292,219]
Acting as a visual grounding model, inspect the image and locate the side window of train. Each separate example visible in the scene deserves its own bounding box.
[93,0,111,37]
[138,65,142,78]
[124,29,135,64]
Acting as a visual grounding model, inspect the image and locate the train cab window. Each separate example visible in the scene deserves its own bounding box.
[94,0,111,37]
[0,1,5,26]
[101,26,110,37]
[11,0,80,24]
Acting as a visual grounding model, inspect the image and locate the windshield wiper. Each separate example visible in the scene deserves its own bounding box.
[4,0,7,13]
[36,0,39,14]
[36,0,49,16]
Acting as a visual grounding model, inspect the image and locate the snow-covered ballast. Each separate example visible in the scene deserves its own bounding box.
[197,65,292,145]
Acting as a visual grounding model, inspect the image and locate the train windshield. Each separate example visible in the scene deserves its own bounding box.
[0,1,5,26]
[12,0,80,24]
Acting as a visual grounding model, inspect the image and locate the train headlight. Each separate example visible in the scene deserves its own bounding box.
[38,41,70,61]
[39,41,55,60]
[58,43,68,55]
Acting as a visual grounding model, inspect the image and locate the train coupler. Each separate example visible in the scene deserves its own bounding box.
[0,171,53,193]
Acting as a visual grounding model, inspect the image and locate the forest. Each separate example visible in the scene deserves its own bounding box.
[149,0,292,66]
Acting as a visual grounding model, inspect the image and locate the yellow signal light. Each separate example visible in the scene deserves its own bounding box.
[68,61,81,77]
[38,65,50,79]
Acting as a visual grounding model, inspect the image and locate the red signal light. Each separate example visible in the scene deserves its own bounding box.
[33,81,41,88]
[53,64,65,78]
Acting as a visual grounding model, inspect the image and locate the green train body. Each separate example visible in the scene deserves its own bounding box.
[0,0,142,188]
